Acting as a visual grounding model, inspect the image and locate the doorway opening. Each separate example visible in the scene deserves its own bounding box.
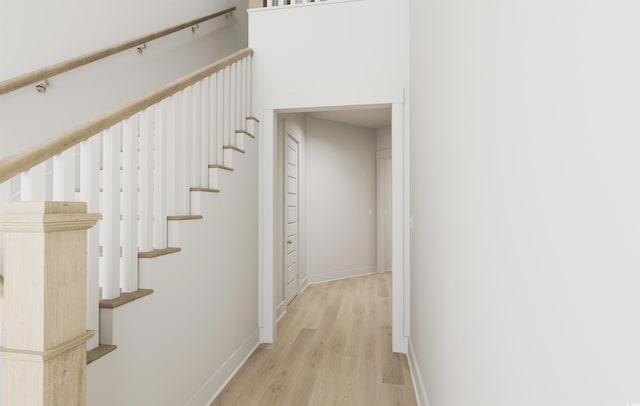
[259,98,409,354]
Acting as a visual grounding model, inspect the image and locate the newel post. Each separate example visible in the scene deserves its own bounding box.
[0,202,100,406]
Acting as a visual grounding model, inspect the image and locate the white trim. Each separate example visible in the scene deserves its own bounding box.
[376,149,391,274]
[258,109,276,343]
[408,339,431,406]
[402,95,411,339]
[276,301,287,321]
[391,101,408,353]
[248,0,368,13]
[299,275,309,293]
[258,91,409,353]
[277,308,287,323]
[188,329,260,406]
[264,89,403,112]
[307,266,375,285]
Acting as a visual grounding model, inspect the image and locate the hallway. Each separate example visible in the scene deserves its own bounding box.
[210,273,417,405]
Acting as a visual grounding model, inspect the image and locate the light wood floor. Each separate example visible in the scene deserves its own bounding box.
[211,272,417,406]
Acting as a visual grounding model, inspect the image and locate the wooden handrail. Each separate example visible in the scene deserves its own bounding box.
[0,6,236,96]
[0,47,253,184]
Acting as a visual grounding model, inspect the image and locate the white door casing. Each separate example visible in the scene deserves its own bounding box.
[259,90,409,353]
[284,132,299,304]
[376,149,392,273]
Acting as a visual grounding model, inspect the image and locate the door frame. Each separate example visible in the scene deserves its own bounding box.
[377,148,392,274]
[257,89,410,353]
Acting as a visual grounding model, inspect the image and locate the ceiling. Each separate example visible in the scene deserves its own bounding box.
[307,107,391,129]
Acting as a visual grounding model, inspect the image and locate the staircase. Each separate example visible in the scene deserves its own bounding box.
[0,47,258,404]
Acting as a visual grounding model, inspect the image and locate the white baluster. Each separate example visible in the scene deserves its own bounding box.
[121,116,139,292]
[101,124,122,300]
[236,59,243,136]
[138,108,154,252]
[241,57,247,132]
[217,70,225,165]
[80,136,101,349]
[191,82,202,187]
[166,96,178,216]
[153,101,168,250]
[248,54,253,118]
[209,73,218,167]
[174,91,188,215]
[52,148,75,201]
[183,86,194,190]
[0,181,9,212]
[223,66,231,147]
[20,162,47,201]
[0,180,8,276]
[230,62,237,147]
[200,77,210,184]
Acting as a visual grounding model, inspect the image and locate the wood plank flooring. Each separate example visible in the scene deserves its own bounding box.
[211,272,417,406]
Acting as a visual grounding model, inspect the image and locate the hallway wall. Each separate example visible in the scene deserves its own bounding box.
[410,1,640,405]
[306,117,377,283]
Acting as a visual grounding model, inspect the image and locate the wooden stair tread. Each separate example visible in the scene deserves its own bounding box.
[208,164,234,171]
[235,129,256,139]
[223,145,245,153]
[190,187,220,193]
[99,289,154,309]
[167,215,203,221]
[138,247,181,258]
[87,344,117,365]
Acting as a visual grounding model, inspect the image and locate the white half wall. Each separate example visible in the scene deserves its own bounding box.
[86,141,258,405]
[306,117,377,283]
[410,0,640,405]
[0,0,247,159]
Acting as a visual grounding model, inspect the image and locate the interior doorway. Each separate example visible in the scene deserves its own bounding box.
[259,96,409,354]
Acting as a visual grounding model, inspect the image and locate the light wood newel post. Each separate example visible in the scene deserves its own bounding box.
[0,202,100,406]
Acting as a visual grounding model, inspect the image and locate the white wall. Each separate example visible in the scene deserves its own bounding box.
[306,117,377,283]
[86,140,258,405]
[410,1,640,405]
[249,0,409,110]
[0,0,247,159]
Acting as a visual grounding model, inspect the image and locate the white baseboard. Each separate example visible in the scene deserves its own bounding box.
[408,339,430,406]
[299,276,309,293]
[186,329,259,406]
[276,301,287,322]
[307,266,375,285]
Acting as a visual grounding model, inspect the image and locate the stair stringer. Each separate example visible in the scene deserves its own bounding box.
[87,135,259,406]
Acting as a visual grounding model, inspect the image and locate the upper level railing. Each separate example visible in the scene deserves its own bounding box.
[0,6,236,96]
[251,0,328,8]
[0,47,255,353]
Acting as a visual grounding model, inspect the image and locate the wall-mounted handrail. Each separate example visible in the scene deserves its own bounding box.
[0,6,236,96]
[0,47,253,184]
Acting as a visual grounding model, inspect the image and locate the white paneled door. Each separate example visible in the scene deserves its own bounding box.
[284,133,299,304]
